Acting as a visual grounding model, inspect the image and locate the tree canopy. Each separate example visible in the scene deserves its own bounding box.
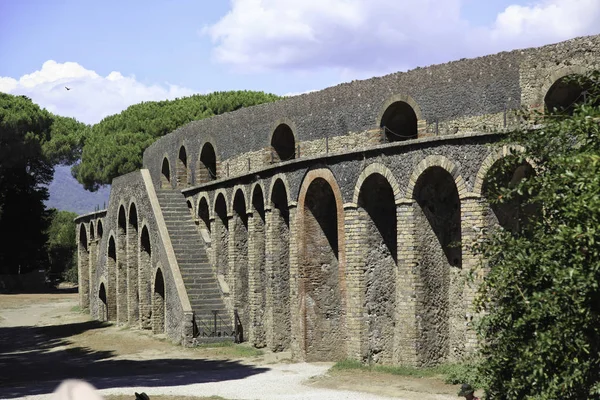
[476,71,600,399]
[73,90,281,190]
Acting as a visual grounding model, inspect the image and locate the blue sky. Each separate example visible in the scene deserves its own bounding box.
[1,0,599,124]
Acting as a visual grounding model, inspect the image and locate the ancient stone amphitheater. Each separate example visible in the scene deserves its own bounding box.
[75,34,600,366]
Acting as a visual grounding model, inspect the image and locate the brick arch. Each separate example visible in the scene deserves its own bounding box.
[106,231,118,322]
[267,173,292,208]
[138,221,153,329]
[535,65,594,107]
[160,153,172,189]
[230,185,250,214]
[212,189,230,216]
[197,139,219,183]
[152,263,166,334]
[405,155,467,199]
[250,181,266,208]
[268,118,299,147]
[377,93,424,125]
[352,163,402,205]
[97,277,109,321]
[473,145,529,196]
[195,192,212,220]
[296,167,347,361]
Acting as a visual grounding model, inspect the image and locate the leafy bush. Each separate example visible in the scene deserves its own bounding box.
[475,71,600,399]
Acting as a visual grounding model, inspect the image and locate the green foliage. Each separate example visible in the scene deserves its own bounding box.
[74,91,281,190]
[476,71,600,399]
[46,209,78,275]
[0,93,55,274]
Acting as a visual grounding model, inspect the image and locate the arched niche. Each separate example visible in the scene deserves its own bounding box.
[250,184,267,347]
[127,203,139,324]
[271,124,296,162]
[232,189,249,341]
[107,235,118,321]
[152,268,165,334]
[380,101,418,142]
[139,226,152,329]
[544,74,593,115]
[198,143,217,184]
[161,158,171,189]
[177,146,189,188]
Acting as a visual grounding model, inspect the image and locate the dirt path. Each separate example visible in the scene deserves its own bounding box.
[0,292,457,400]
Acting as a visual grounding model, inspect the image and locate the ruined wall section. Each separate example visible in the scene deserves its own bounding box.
[76,171,189,344]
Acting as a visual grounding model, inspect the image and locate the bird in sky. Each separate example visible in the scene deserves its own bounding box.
[65,86,71,91]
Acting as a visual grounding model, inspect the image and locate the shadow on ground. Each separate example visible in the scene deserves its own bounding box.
[0,320,269,398]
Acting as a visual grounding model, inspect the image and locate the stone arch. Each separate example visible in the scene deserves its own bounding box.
[186,199,194,218]
[161,156,171,189]
[78,223,90,309]
[139,224,152,329]
[127,201,139,325]
[177,145,189,188]
[412,165,462,366]
[473,145,527,196]
[406,155,467,199]
[536,65,593,111]
[232,188,249,341]
[97,278,108,322]
[352,163,402,205]
[250,182,267,347]
[89,221,95,240]
[116,204,128,324]
[197,142,218,184]
[356,172,398,364]
[378,94,423,142]
[97,220,104,239]
[214,192,230,285]
[106,233,118,321]
[230,185,249,214]
[152,266,166,334]
[196,193,211,243]
[270,122,296,162]
[269,177,291,351]
[267,174,292,208]
[479,151,536,234]
[297,168,347,361]
[212,189,230,216]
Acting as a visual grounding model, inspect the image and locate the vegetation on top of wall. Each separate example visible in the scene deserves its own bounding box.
[475,71,600,399]
[72,91,281,191]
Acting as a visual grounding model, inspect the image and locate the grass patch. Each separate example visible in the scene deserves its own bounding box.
[196,340,234,348]
[331,359,473,380]
[70,305,81,312]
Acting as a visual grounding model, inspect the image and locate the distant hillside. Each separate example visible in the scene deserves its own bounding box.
[46,165,110,215]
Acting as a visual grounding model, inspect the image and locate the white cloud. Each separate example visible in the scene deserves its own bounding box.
[0,60,197,124]
[204,0,600,76]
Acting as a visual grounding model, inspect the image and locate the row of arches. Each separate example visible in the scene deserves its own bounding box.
[78,202,167,335]
[158,73,587,191]
[185,150,530,364]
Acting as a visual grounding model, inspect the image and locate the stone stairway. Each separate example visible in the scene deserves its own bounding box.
[155,189,232,338]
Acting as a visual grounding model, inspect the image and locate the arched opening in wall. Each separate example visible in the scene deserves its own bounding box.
[232,190,249,342]
[107,236,117,321]
[300,177,345,361]
[357,173,397,364]
[78,224,90,309]
[198,143,217,184]
[140,226,152,329]
[482,157,536,234]
[270,179,291,352]
[380,101,418,142]
[98,283,108,322]
[413,167,461,366]
[152,268,165,334]
[186,200,194,218]
[251,186,266,348]
[214,194,229,293]
[544,74,592,115]
[88,222,96,313]
[97,220,103,239]
[177,146,189,188]
[161,158,171,189]
[197,197,211,244]
[127,203,139,325]
[271,124,295,162]
[117,205,128,324]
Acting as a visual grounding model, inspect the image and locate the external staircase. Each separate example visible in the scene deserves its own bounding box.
[155,189,233,339]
